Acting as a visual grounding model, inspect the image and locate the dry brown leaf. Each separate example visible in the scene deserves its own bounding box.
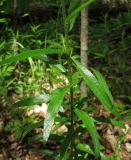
[103,128,117,152]
[125,143,131,153]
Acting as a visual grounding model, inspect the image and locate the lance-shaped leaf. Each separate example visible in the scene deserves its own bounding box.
[43,86,69,141]
[12,95,51,109]
[22,121,43,140]
[91,68,114,104]
[76,143,94,155]
[59,131,72,160]
[110,119,125,129]
[72,58,120,117]
[67,0,80,31]
[100,152,114,160]
[91,68,120,118]
[0,49,64,66]
[66,0,94,23]
[94,117,125,129]
[74,108,100,158]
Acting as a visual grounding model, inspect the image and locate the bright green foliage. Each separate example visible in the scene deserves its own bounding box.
[67,0,80,31]
[100,153,115,160]
[74,108,100,158]
[66,0,94,25]
[0,1,130,159]
[72,58,120,117]
[67,0,94,31]
[110,119,125,129]
[76,143,94,155]
[22,121,43,140]
[59,131,72,160]
[43,86,69,141]
[91,68,114,104]
[0,49,63,66]
[12,94,51,109]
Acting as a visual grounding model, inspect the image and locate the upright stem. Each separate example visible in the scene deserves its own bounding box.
[61,0,68,37]
[61,0,74,158]
[70,70,74,160]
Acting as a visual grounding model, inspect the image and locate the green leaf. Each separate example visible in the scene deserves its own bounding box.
[66,0,94,23]
[52,117,68,133]
[76,143,94,155]
[36,55,57,64]
[59,131,72,160]
[110,119,125,129]
[91,68,114,104]
[94,117,125,129]
[0,49,64,66]
[100,152,115,160]
[59,126,84,160]
[43,86,69,141]
[54,64,67,73]
[31,148,54,156]
[74,108,100,158]
[0,18,7,23]
[116,133,125,158]
[12,95,51,109]
[28,134,63,144]
[72,58,120,117]
[67,0,80,31]
[0,87,7,97]
[22,121,43,140]
[56,152,69,160]
[68,0,80,14]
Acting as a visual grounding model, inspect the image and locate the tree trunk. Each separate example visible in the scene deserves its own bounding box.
[80,0,88,108]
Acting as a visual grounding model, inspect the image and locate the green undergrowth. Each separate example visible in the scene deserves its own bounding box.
[0,3,130,159]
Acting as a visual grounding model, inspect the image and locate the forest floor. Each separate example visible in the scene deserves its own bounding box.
[0,102,131,160]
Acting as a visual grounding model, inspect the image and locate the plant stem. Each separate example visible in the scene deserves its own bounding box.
[61,0,68,37]
[61,0,74,158]
[69,68,74,160]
